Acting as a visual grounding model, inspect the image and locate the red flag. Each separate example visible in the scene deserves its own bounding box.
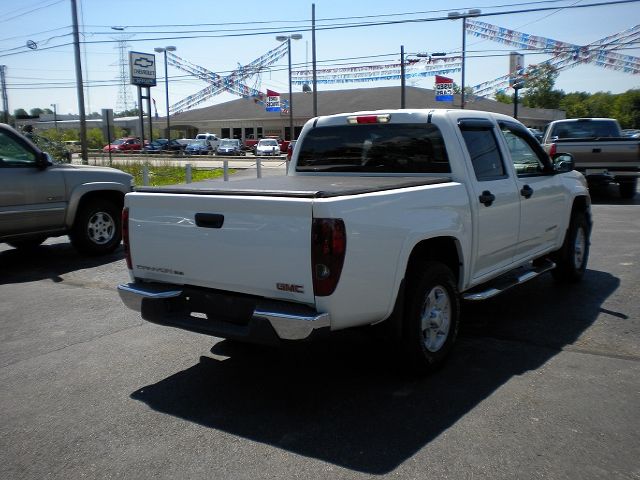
[435,75,453,84]
[266,89,280,96]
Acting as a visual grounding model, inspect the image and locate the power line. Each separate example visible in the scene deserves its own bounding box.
[0,0,65,25]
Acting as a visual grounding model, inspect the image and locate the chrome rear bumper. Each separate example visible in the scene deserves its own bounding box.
[117,282,329,342]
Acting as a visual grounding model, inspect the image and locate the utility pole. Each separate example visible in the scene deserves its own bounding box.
[70,0,88,164]
[312,3,318,117]
[400,45,406,108]
[0,66,9,125]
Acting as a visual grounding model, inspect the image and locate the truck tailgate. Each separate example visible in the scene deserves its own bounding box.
[127,192,315,305]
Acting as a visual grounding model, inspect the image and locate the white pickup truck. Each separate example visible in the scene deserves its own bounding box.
[118,109,591,372]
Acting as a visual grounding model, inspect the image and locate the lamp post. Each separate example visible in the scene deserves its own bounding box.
[448,9,481,109]
[50,103,58,132]
[154,46,176,139]
[276,34,302,141]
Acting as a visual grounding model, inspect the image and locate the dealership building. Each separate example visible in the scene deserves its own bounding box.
[25,86,565,140]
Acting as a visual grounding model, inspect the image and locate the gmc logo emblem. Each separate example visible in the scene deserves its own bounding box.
[276,283,304,294]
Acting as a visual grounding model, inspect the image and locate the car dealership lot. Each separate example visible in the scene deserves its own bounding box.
[0,192,638,480]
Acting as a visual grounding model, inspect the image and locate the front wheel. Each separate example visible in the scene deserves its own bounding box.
[403,261,460,373]
[551,211,590,283]
[69,199,122,255]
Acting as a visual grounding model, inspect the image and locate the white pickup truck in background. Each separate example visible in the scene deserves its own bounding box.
[118,109,591,372]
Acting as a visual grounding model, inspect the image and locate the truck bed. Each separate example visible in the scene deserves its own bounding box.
[135,175,451,198]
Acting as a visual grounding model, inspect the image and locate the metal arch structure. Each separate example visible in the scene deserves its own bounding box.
[466,20,640,98]
[166,42,289,115]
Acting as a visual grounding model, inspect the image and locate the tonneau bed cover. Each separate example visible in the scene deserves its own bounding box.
[135,175,452,198]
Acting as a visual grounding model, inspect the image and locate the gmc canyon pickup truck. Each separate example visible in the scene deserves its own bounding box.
[0,123,133,254]
[118,109,591,371]
[542,118,640,199]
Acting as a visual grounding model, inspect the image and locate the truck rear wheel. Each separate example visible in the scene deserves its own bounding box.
[69,199,121,255]
[403,261,460,373]
[551,212,590,283]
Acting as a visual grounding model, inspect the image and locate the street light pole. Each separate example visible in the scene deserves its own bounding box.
[154,46,176,139]
[448,9,481,109]
[276,34,302,141]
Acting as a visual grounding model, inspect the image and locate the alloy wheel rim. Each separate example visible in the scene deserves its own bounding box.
[87,212,115,245]
[574,226,586,269]
[420,285,451,353]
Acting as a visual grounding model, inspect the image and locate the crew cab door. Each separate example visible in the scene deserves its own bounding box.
[0,129,66,236]
[497,121,565,261]
[458,119,520,280]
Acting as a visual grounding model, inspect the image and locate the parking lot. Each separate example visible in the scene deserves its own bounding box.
[1,188,639,479]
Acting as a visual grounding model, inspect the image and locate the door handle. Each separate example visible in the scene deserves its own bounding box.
[479,190,496,207]
[520,185,534,199]
[195,213,224,228]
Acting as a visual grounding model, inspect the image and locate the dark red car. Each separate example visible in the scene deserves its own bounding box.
[103,137,142,153]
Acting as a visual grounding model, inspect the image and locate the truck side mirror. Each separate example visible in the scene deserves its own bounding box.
[552,153,574,173]
[36,152,54,170]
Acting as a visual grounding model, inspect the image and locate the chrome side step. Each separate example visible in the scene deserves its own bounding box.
[462,259,556,301]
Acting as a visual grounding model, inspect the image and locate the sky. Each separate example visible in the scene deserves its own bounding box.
[1,0,639,117]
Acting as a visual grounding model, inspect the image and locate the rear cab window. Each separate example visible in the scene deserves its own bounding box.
[458,119,506,181]
[296,123,450,174]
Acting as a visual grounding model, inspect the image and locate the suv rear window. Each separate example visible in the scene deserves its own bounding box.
[296,123,450,173]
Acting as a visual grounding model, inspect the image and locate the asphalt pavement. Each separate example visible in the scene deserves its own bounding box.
[0,187,638,479]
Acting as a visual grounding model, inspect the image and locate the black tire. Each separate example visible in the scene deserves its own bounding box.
[69,199,121,255]
[551,211,590,283]
[402,261,460,373]
[619,179,637,199]
[8,236,48,250]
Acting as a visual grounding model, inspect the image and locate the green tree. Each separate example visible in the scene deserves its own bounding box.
[559,92,590,118]
[14,108,28,118]
[611,89,640,128]
[494,91,513,104]
[30,107,44,117]
[520,64,563,109]
[87,128,105,149]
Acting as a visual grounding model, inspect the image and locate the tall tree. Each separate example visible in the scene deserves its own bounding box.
[521,64,563,109]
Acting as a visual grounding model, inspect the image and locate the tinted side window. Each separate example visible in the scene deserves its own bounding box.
[499,122,551,176]
[0,130,38,166]
[459,128,506,181]
[296,123,450,173]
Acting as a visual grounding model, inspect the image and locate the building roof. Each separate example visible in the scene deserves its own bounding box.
[170,85,564,126]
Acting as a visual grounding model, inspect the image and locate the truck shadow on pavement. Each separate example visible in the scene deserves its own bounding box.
[0,241,124,285]
[131,269,619,474]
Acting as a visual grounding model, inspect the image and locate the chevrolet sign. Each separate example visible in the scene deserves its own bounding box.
[129,51,157,87]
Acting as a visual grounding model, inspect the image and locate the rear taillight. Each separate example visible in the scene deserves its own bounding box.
[311,218,347,297]
[122,207,132,270]
[548,142,557,157]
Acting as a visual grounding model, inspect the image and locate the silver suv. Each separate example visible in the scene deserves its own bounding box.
[0,124,133,254]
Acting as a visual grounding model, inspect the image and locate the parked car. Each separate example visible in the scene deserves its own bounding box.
[216,138,244,156]
[255,138,281,156]
[144,138,185,153]
[195,133,221,149]
[184,139,213,155]
[118,108,591,373]
[527,128,543,143]
[621,129,640,138]
[0,123,133,254]
[103,137,142,153]
[64,140,81,153]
